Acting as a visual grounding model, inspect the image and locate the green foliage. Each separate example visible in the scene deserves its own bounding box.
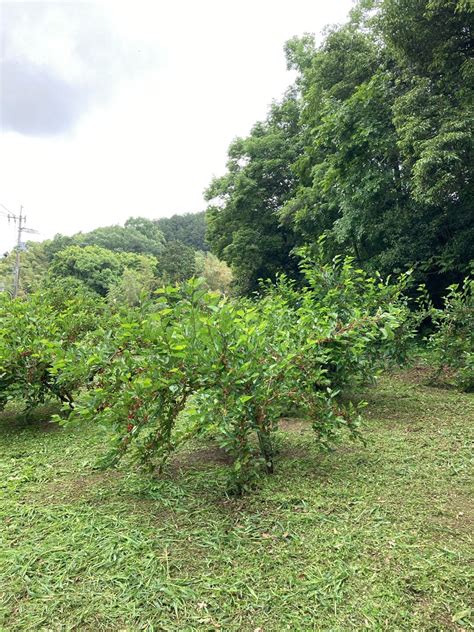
[58,257,411,493]
[74,223,164,257]
[427,276,474,391]
[194,251,233,293]
[208,0,473,300]
[154,212,208,251]
[285,0,473,298]
[157,240,196,284]
[0,242,50,296]
[205,92,303,294]
[381,0,474,285]
[0,213,210,297]
[0,284,106,412]
[50,245,158,296]
[42,234,75,261]
[107,266,156,307]
[124,216,166,247]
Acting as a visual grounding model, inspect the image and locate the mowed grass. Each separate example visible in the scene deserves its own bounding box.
[0,370,472,631]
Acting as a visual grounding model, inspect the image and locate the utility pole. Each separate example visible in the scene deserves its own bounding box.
[0,204,39,298]
[13,205,25,298]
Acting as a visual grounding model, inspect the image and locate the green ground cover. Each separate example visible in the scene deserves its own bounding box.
[0,370,472,631]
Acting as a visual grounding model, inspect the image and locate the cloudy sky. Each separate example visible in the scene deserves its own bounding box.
[0,0,353,253]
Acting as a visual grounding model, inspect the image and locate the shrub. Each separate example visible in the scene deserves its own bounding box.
[59,256,412,492]
[0,283,107,412]
[427,277,473,391]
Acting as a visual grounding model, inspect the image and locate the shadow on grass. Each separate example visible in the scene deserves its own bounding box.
[0,403,62,432]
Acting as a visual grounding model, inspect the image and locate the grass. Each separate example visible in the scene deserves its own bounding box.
[0,369,472,631]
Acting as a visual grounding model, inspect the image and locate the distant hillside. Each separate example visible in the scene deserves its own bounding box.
[0,211,221,295]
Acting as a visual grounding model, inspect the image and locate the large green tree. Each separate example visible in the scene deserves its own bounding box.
[50,245,158,296]
[207,0,472,299]
[281,0,473,299]
[379,0,473,289]
[205,92,303,294]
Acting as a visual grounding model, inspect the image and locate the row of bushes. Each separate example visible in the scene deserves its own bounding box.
[0,257,471,491]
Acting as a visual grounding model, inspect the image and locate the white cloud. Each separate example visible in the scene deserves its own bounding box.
[0,0,353,253]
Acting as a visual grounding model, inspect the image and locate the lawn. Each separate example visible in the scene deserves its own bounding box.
[0,370,472,631]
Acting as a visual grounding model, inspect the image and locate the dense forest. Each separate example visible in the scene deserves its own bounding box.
[206,0,473,299]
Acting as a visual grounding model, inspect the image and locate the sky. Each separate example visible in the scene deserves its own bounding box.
[0,0,354,254]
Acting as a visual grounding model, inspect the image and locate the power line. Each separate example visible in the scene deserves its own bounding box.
[0,203,13,215]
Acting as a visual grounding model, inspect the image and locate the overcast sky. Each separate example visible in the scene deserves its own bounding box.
[0,0,353,254]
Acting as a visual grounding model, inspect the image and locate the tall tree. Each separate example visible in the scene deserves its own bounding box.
[205,91,303,294]
[281,0,473,299]
[380,0,473,291]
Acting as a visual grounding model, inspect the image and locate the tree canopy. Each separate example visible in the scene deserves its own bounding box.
[205,0,473,299]
[154,212,208,251]
[205,93,303,294]
[50,245,158,296]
